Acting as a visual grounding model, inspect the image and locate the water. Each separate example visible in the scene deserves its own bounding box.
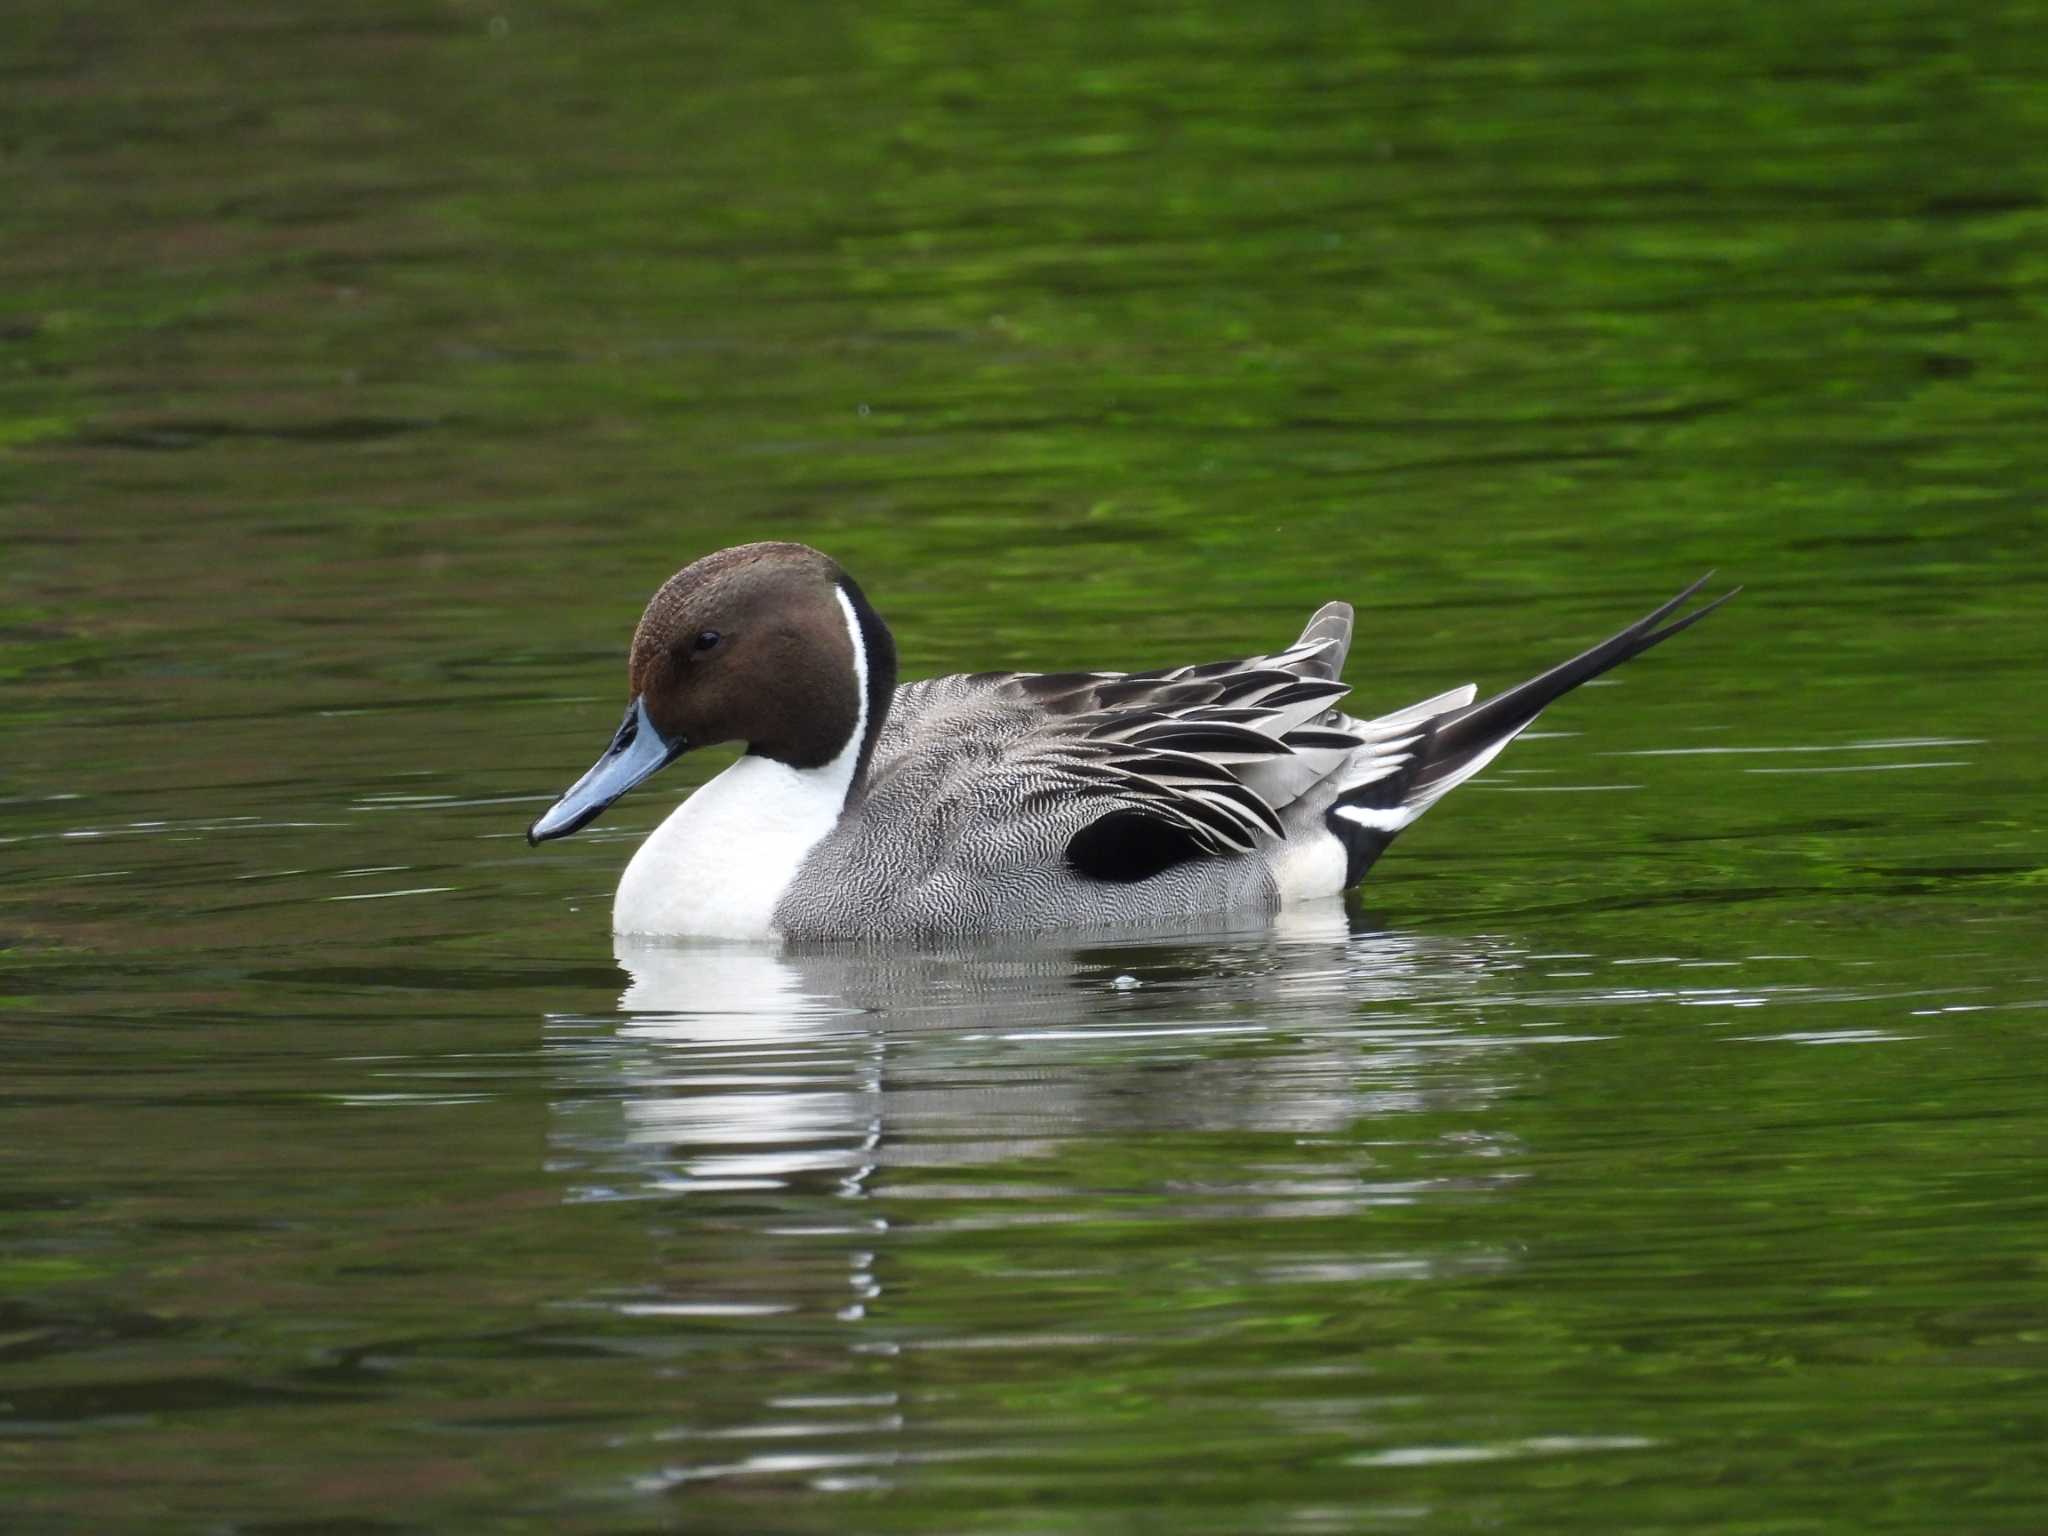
[5,2,2047,1530]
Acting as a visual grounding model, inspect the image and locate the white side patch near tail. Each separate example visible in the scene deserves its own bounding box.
[1333,803,1417,833]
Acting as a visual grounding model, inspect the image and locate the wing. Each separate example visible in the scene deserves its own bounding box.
[909,604,1369,884]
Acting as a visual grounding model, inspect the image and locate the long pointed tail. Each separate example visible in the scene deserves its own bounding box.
[1327,575,1739,885]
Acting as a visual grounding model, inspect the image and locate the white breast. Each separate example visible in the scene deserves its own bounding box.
[610,755,840,937]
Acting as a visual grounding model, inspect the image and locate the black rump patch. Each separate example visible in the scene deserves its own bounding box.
[1066,810,1204,885]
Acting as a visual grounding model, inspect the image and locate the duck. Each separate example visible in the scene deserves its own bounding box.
[527,542,1735,941]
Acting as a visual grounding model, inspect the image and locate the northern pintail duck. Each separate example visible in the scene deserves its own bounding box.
[529,543,1734,941]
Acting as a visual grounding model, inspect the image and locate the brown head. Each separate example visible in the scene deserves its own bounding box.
[527,542,897,844]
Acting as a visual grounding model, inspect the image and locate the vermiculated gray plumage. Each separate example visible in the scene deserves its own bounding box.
[771,578,1732,941]
[773,619,1344,939]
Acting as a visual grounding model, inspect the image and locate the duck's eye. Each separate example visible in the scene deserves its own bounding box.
[692,629,722,653]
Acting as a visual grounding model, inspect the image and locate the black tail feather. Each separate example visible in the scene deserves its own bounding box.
[1413,575,1740,797]
[1325,576,1736,888]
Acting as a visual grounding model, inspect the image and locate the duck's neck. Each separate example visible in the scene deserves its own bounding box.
[830,574,897,798]
[611,578,896,940]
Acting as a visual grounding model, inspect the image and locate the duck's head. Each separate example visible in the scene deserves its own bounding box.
[527,541,896,844]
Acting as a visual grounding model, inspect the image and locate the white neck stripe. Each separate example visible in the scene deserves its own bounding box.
[832,582,870,794]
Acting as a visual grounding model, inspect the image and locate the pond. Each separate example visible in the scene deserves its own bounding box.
[4,2,2045,1531]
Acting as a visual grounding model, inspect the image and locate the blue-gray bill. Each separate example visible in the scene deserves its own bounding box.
[527,696,682,844]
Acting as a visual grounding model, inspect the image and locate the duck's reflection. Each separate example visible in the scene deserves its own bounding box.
[547,901,1521,1210]
[542,905,1537,1488]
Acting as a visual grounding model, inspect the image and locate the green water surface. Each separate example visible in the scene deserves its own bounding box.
[4,2,2046,1531]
